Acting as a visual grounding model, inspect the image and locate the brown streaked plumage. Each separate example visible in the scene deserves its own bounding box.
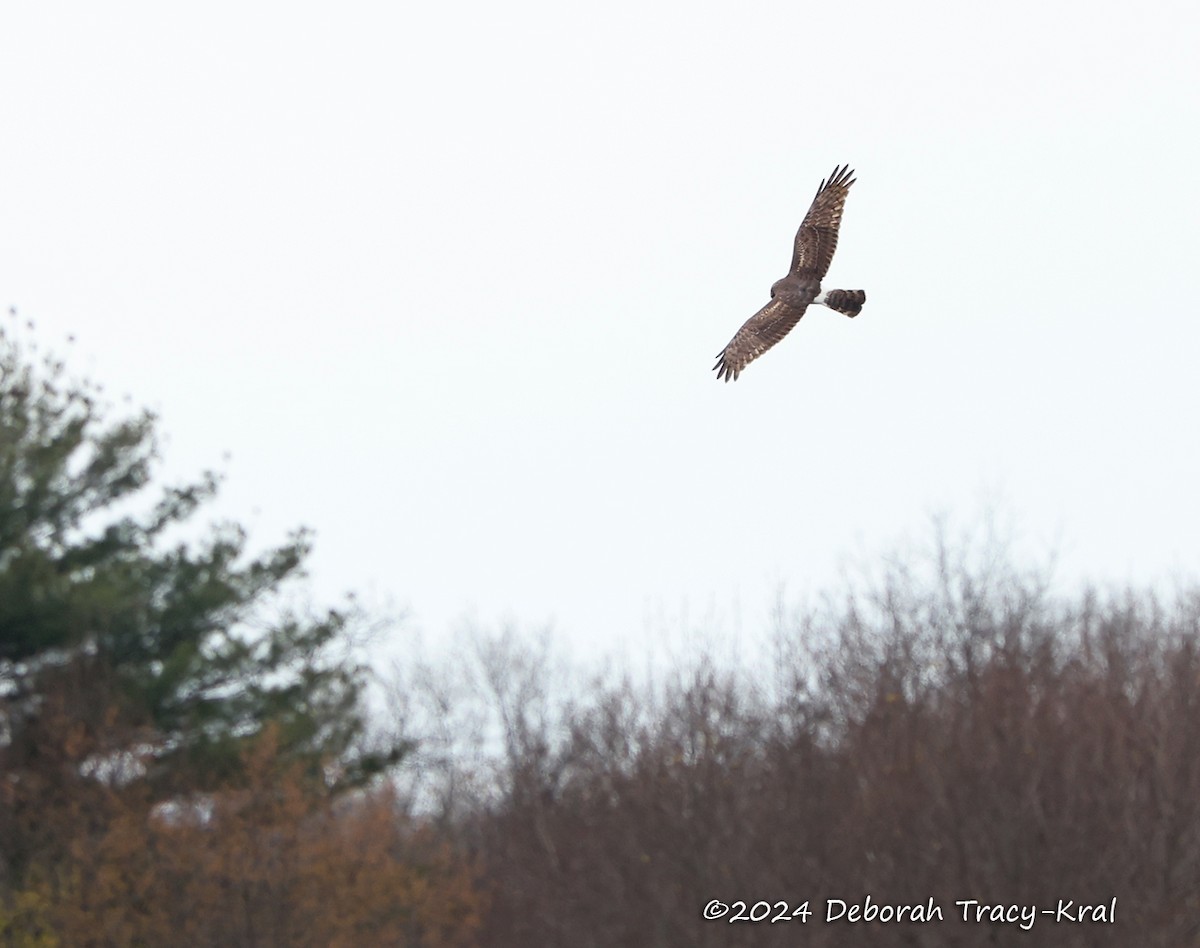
[714,165,866,382]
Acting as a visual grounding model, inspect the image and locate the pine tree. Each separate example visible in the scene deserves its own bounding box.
[0,317,402,876]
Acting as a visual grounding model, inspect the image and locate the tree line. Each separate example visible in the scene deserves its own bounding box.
[3,319,1199,945]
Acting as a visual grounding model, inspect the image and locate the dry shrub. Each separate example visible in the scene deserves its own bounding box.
[435,545,1200,946]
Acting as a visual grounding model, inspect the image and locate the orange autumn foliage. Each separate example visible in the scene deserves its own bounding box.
[22,729,483,947]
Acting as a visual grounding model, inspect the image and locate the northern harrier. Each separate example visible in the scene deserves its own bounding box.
[713,165,866,382]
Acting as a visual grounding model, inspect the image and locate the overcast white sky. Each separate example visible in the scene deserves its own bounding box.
[2,0,1198,662]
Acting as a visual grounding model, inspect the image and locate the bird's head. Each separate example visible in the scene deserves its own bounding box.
[770,276,813,307]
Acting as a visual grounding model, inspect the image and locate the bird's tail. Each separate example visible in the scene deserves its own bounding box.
[818,289,866,318]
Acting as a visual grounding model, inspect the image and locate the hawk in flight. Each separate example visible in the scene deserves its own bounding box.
[714,165,866,382]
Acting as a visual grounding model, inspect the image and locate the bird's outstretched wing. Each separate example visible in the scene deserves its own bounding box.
[789,164,856,282]
[713,297,809,383]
